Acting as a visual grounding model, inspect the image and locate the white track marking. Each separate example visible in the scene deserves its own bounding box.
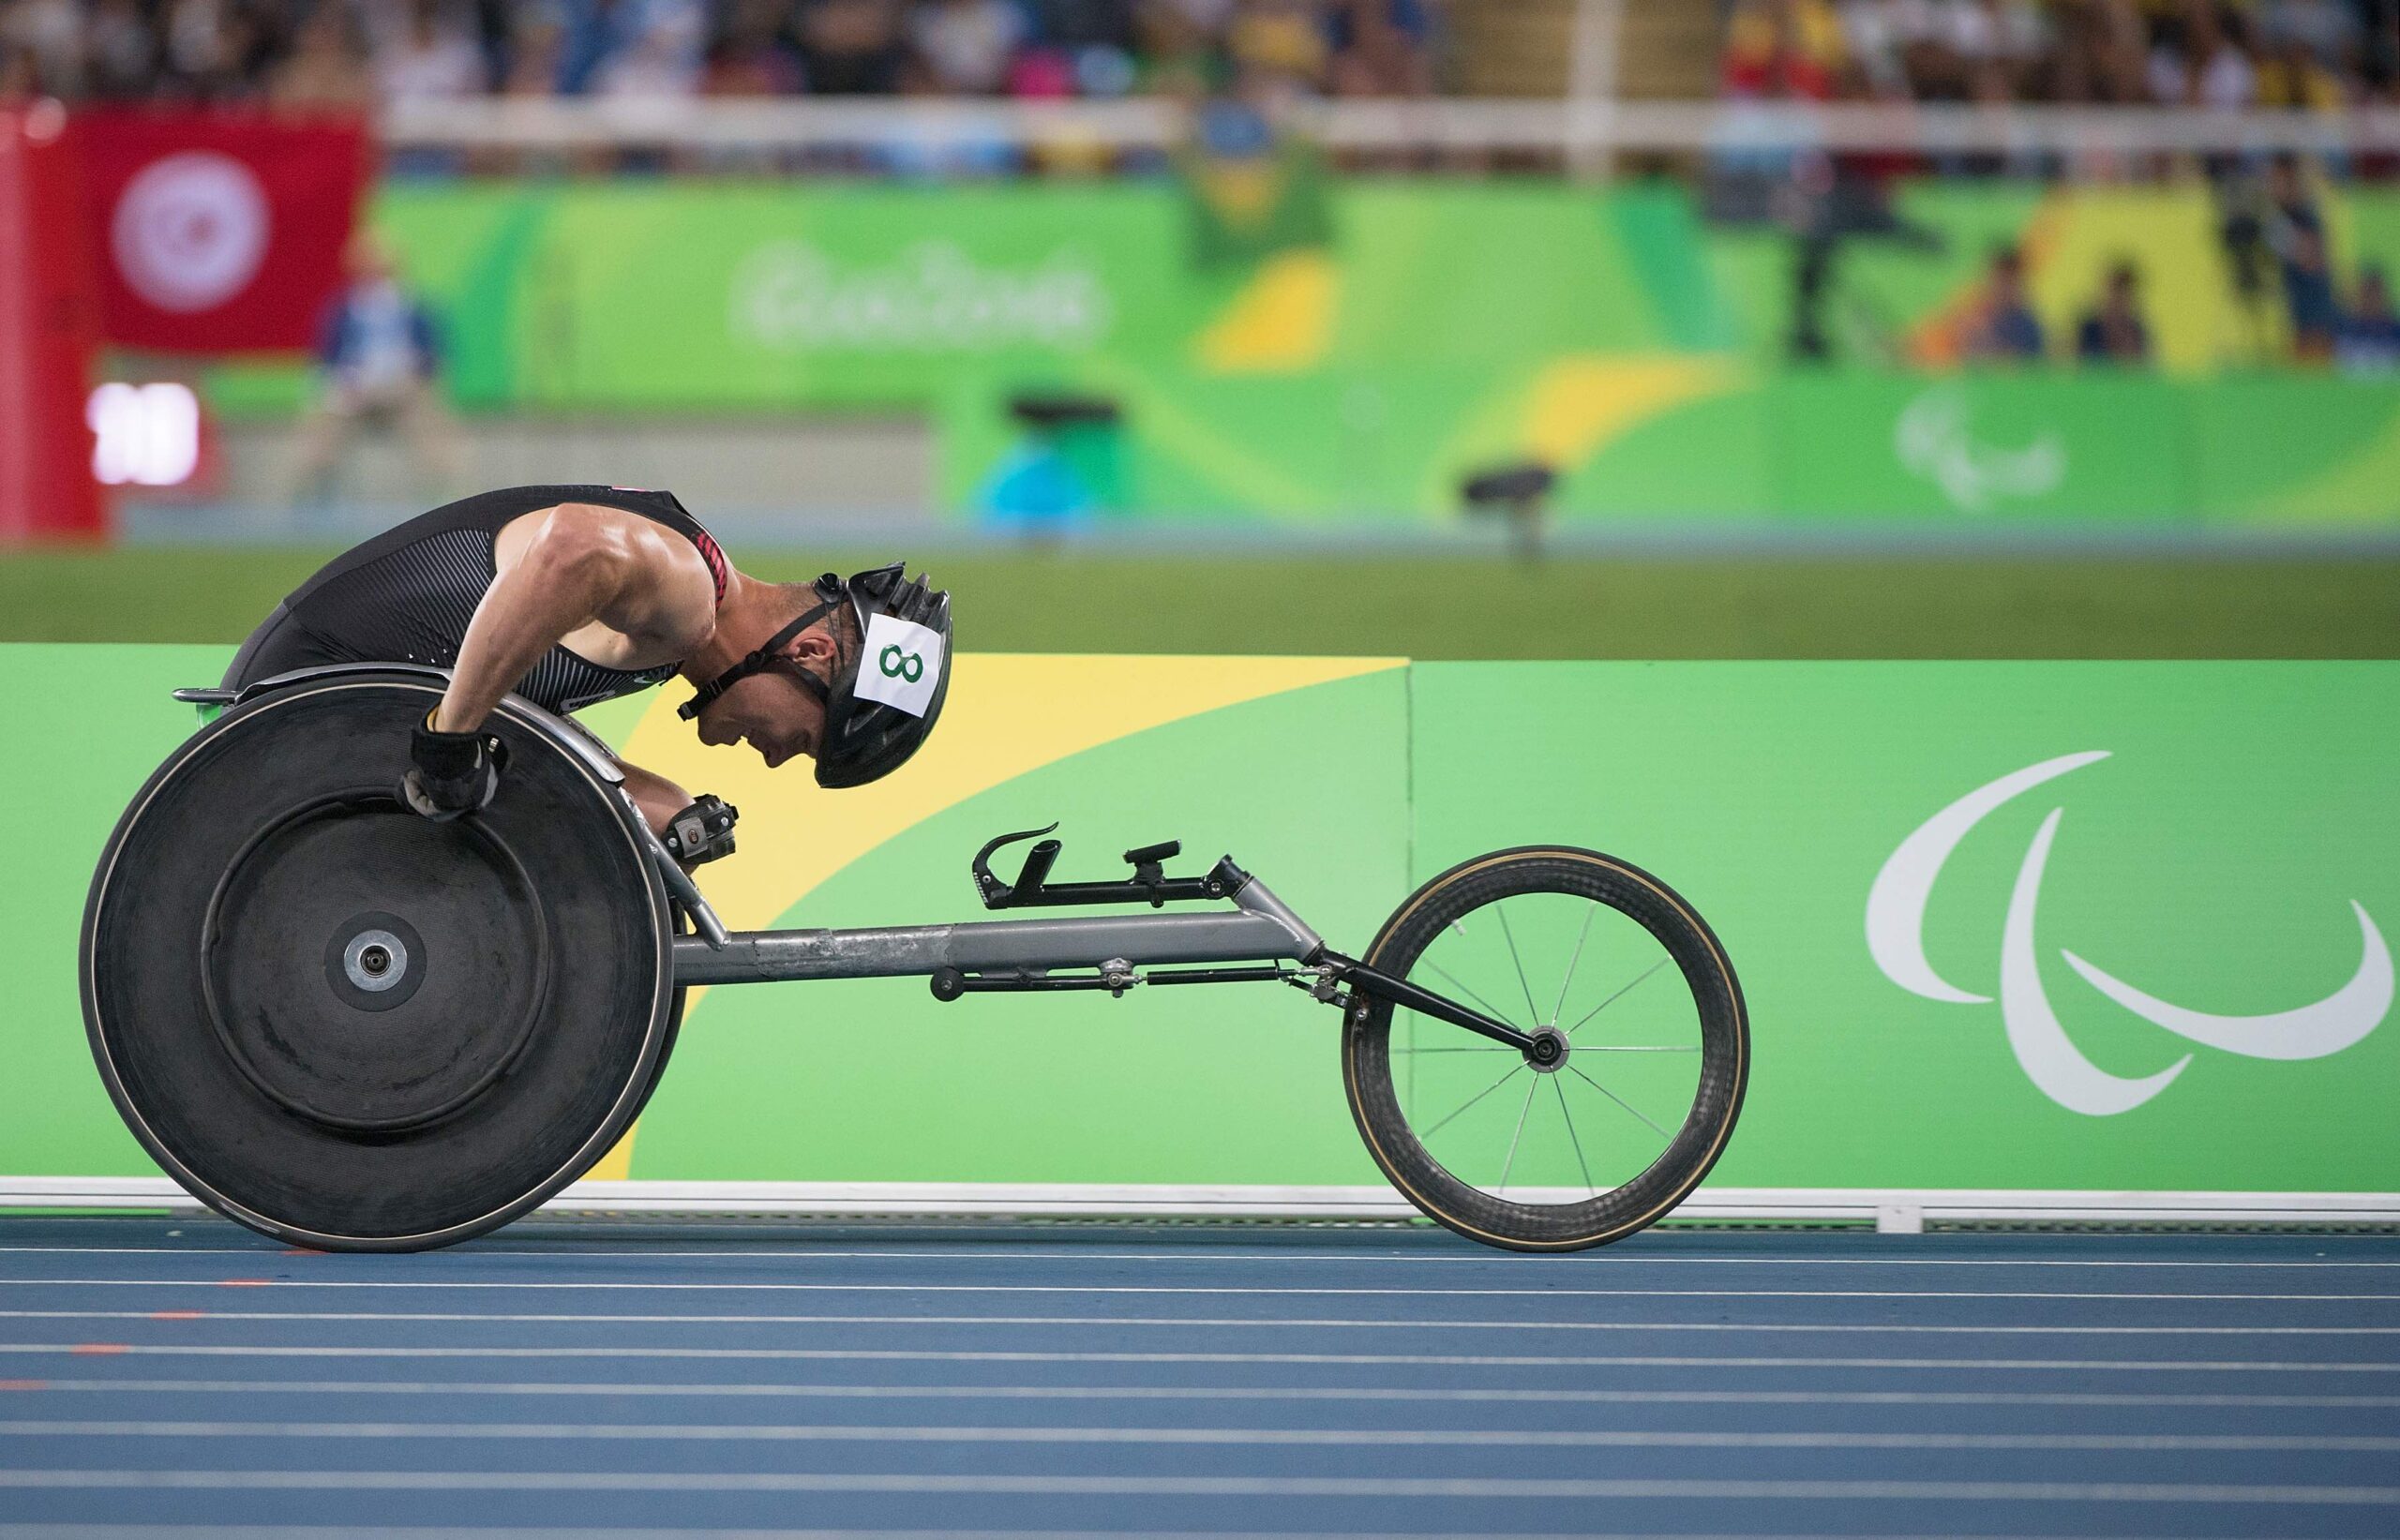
[0,1308,2394,1337]
[1,1471,2395,1504]
[19,1276,2346,1303]
[6,1419,2397,1453]
[0,1531,2104,1540]
[0,1342,2392,1371]
[4,1245,2397,1268]
[0,1531,2101,1540]
[5,1277,2397,1308]
[0,1525,2122,1534]
[12,1377,2400,1409]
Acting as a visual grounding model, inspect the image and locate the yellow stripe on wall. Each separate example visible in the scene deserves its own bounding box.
[1195,250,1342,373]
[1520,354,1744,469]
[585,652,1403,1178]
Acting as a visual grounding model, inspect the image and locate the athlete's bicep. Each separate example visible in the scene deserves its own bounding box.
[611,756,693,838]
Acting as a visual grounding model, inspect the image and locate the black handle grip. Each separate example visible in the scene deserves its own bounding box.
[1017,838,1061,894]
[972,821,1061,909]
[1123,840,1181,866]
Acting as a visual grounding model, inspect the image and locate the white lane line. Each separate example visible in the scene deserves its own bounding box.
[1,1471,2395,1504]
[1,1308,2395,1338]
[0,1531,2066,1540]
[7,1278,2398,1308]
[15,1377,2400,1409]
[2,1279,2392,1304]
[7,1419,2398,1453]
[0,1531,2083,1540]
[5,1246,2397,1268]
[0,1528,2226,1540]
[1,1342,2392,1372]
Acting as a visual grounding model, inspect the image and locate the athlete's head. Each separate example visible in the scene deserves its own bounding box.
[681,565,952,786]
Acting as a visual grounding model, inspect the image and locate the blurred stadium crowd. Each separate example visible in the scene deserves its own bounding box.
[0,0,1440,109]
[1710,5,2400,368]
[1723,0,2400,111]
[1948,202,2399,369]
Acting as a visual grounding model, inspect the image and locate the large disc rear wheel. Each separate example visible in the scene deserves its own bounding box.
[1342,846,1748,1251]
[82,672,678,1252]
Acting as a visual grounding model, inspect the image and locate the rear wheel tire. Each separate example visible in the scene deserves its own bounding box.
[1342,846,1747,1251]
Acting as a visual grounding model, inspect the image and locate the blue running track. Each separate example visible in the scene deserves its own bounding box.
[0,1216,2394,1538]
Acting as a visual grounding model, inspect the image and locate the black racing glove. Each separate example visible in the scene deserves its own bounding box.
[402,711,503,821]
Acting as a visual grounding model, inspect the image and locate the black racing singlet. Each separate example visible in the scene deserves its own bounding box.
[222,485,730,715]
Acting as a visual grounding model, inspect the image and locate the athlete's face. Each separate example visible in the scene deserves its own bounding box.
[694,628,837,770]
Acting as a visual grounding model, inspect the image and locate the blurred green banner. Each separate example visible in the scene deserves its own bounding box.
[189,177,2400,526]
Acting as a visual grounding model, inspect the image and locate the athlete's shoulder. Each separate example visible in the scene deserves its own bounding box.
[542,491,724,602]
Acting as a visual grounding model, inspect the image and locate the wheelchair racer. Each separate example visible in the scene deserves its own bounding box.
[220,485,951,844]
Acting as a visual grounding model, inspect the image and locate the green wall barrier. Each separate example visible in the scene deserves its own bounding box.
[194,178,2400,528]
[10,647,2395,1197]
[1563,371,2400,525]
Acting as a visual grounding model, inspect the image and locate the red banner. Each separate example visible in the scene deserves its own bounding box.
[73,109,368,354]
[0,106,106,541]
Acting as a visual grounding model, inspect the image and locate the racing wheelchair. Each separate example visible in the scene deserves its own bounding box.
[83,666,1748,1253]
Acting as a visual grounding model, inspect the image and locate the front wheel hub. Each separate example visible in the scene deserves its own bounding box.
[1524,1025,1568,1073]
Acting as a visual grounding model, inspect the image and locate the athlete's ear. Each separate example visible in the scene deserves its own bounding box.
[784,626,839,666]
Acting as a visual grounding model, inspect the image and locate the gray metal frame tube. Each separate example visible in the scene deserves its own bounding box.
[674,909,1311,987]
[671,878,1324,987]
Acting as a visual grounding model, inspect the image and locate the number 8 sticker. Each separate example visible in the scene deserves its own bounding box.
[859,613,944,717]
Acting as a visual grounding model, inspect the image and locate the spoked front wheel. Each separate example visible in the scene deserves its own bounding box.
[1342,846,1748,1251]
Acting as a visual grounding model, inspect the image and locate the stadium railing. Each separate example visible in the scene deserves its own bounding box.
[381,97,2400,161]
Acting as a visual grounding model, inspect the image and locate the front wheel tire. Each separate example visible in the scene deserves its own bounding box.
[1342,846,1748,1251]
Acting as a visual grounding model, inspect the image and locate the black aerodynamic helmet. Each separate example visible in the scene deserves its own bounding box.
[680,563,952,788]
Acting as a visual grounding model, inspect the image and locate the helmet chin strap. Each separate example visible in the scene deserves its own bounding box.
[678,594,842,722]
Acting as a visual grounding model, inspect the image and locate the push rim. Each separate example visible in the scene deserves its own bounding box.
[1342,846,1747,1251]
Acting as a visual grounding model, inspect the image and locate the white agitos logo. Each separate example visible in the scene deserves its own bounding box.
[1867,752,2392,1114]
[1894,386,2066,513]
[111,151,270,313]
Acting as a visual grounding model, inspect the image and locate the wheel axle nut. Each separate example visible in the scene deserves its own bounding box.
[340,928,412,994]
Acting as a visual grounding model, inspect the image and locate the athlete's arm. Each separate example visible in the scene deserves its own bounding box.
[430,502,719,734]
[613,758,694,839]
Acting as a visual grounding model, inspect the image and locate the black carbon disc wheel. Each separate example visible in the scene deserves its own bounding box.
[1342,847,1747,1252]
[82,672,676,1252]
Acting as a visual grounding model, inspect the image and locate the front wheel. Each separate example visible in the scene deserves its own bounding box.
[1342,846,1748,1251]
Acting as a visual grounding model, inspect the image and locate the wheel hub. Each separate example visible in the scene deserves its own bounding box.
[1524,1024,1569,1073]
[327,916,424,1009]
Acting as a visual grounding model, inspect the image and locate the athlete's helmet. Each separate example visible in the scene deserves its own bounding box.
[679,563,952,788]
